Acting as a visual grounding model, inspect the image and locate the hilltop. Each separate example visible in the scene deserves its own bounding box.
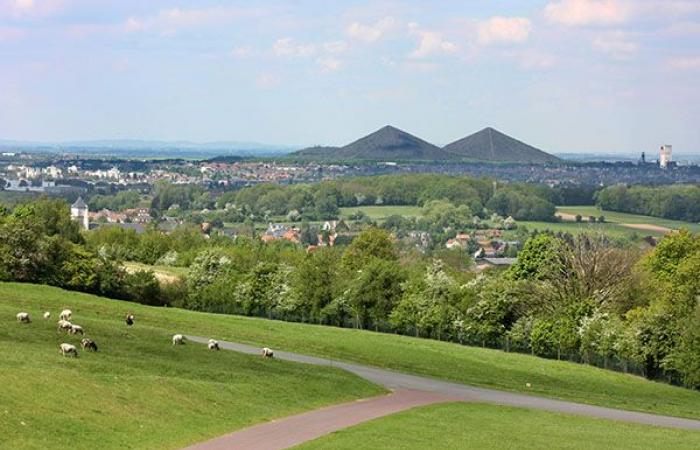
[443,127,560,163]
[295,126,455,161]
[294,126,559,163]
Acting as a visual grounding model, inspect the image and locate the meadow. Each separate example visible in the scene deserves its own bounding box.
[297,403,700,450]
[556,206,700,233]
[3,283,698,423]
[0,284,382,449]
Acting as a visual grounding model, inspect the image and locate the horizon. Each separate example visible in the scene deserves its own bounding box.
[1,0,699,153]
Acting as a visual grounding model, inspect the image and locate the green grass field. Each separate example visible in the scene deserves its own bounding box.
[517,220,646,238]
[339,205,423,220]
[5,284,695,422]
[0,284,382,449]
[297,403,700,450]
[556,206,700,233]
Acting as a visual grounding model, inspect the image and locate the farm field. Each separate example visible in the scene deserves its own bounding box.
[0,283,382,449]
[516,220,648,238]
[339,205,423,220]
[298,402,700,450]
[556,206,700,233]
[4,284,697,421]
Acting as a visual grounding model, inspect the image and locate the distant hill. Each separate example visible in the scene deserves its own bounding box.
[294,126,454,161]
[443,127,559,163]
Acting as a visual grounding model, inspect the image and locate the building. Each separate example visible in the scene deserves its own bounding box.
[70,197,89,230]
[659,145,672,169]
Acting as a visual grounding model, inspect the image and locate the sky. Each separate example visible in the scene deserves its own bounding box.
[0,0,699,153]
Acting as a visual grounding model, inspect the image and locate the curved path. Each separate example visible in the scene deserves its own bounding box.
[185,389,454,450]
[184,335,700,448]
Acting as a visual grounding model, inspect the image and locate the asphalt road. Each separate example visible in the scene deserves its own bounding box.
[186,335,700,431]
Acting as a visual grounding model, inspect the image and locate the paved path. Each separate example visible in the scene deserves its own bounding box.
[186,335,700,431]
[184,389,454,450]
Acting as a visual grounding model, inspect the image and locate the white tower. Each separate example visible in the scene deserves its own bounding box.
[70,197,89,230]
[659,145,672,169]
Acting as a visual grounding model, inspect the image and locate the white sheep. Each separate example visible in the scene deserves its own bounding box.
[69,324,84,335]
[57,320,72,332]
[16,312,31,323]
[59,343,78,357]
[172,334,184,345]
[43,311,51,320]
[59,309,72,321]
[207,339,220,351]
[261,347,274,358]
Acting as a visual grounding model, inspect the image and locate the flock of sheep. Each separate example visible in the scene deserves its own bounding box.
[16,310,275,359]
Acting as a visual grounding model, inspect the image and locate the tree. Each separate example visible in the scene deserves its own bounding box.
[506,234,560,281]
[341,228,397,271]
[344,258,405,330]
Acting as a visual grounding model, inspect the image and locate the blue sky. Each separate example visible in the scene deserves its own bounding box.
[0,0,699,153]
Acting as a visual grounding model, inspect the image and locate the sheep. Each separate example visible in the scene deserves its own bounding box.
[69,324,84,335]
[125,313,134,326]
[59,309,72,321]
[43,311,51,320]
[172,334,184,345]
[207,339,220,351]
[80,338,98,352]
[261,347,274,358]
[59,343,78,357]
[16,312,31,323]
[57,320,72,332]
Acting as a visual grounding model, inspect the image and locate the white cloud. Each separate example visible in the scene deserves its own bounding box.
[317,57,342,72]
[273,38,316,58]
[667,56,700,70]
[592,31,638,58]
[0,26,24,40]
[256,72,280,88]
[408,23,458,58]
[518,51,556,69]
[346,17,397,43]
[1,0,64,18]
[477,17,532,45]
[230,46,253,58]
[323,40,348,53]
[124,6,265,35]
[544,0,631,26]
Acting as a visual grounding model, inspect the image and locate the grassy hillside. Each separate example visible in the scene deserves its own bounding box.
[517,220,649,238]
[3,283,700,425]
[297,403,700,450]
[0,284,382,449]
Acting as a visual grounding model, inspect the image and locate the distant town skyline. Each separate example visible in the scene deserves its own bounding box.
[1,0,699,153]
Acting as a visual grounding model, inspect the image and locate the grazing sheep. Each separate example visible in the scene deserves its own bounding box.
[57,320,72,332]
[59,343,78,357]
[207,339,220,351]
[172,334,184,345]
[59,309,72,321]
[261,347,274,358]
[16,312,31,323]
[125,313,134,326]
[80,338,98,352]
[43,311,51,320]
[69,324,84,335]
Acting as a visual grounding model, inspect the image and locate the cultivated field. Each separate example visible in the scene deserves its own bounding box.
[556,206,700,234]
[0,284,382,449]
[298,403,700,450]
[123,261,187,283]
[3,284,697,422]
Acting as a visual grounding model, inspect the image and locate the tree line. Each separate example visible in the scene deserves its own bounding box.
[596,184,700,222]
